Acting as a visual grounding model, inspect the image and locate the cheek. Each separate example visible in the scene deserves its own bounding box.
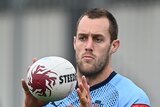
[75,42,84,52]
[74,45,82,57]
[96,45,111,56]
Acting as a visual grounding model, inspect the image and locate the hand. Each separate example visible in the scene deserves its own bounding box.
[76,76,92,107]
[68,76,92,107]
[22,58,47,107]
[21,79,47,107]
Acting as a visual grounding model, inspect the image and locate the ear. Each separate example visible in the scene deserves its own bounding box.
[110,39,120,54]
[73,36,76,50]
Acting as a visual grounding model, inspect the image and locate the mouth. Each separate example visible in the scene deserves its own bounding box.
[82,55,94,60]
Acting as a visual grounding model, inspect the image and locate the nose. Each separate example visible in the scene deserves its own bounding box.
[85,37,93,51]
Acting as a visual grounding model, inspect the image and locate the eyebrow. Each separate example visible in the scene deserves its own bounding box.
[78,33,104,38]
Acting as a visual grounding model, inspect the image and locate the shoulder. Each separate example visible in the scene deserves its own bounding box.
[111,73,141,91]
[110,73,151,106]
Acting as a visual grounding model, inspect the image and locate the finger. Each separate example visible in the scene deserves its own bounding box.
[77,88,88,106]
[77,76,92,107]
[32,57,37,63]
[78,83,84,94]
[87,85,91,100]
[81,76,89,93]
[77,83,88,104]
[76,87,82,98]
[81,76,90,100]
[21,79,30,95]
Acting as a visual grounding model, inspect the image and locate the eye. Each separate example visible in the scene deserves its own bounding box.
[93,36,104,43]
[95,38,103,43]
[78,34,87,42]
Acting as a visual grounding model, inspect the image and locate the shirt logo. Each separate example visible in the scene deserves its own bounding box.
[92,100,104,107]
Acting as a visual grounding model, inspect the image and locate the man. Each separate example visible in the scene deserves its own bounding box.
[22,8,151,107]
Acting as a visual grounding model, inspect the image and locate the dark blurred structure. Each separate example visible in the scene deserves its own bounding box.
[0,0,160,10]
[1,0,159,67]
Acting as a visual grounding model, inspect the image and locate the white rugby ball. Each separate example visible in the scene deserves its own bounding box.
[27,56,77,102]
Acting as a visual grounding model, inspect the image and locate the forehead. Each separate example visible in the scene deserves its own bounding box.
[77,16,110,34]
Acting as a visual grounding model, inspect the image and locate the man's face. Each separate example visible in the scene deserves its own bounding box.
[74,16,112,77]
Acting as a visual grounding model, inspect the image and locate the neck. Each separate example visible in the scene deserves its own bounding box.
[77,66,113,87]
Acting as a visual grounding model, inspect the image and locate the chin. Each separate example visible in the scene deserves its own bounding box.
[80,66,96,74]
[80,69,99,77]
[83,63,94,70]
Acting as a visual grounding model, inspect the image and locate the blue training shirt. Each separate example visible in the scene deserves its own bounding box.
[45,71,151,107]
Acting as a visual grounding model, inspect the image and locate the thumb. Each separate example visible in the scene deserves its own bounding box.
[21,79,30,95]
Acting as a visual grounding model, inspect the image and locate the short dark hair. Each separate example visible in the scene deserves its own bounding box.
[77,8,118,43]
